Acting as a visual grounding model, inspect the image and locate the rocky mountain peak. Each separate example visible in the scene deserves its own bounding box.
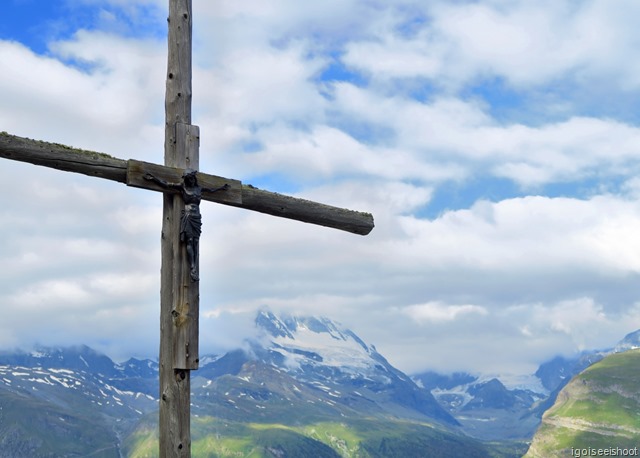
[255,309,371,351]
[614,329,640,353]
[248,308,458,425]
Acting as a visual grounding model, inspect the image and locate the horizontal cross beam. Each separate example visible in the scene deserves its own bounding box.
[0,132,374,235]
[126,159,243,205]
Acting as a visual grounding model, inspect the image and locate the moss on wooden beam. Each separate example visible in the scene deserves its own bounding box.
[1,131,115,160]
[0,132,127,183]
[0,131,375,235]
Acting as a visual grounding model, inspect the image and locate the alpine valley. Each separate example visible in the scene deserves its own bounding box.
[0,310,637,457]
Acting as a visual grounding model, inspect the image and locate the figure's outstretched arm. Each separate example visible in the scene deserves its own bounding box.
[143,173,182,190]
[202,183,230,193]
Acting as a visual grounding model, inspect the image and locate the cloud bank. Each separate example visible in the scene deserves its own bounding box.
[1,0,640,377]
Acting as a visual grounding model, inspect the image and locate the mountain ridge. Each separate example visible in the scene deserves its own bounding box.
[525,348,640,457]
[1,309,638,456]
[242,309,459,426]
[0,310,495,457]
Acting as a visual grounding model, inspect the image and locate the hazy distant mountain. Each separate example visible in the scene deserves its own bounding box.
[3,312,637,456]
[0,345,157,457]
[0,312,520,457]
[414,371,478,391]
[614,328,640,352]
[414,328,640,443]
[246,310,459,425]
[125,309,516,456]
[413,369,545,441]
[525,348,640,457]
[534,352,605,393]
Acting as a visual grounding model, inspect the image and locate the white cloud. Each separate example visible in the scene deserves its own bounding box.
[391,194,640,277]
[2,0,640,377]
[404,302,488,323]
[342,0,640,91]
[343,33,443,81]
[326,84,640,188]
[194,42,328,128]
[0,33,165,159]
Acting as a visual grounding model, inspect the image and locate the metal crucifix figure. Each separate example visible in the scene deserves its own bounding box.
[144,169,229,282]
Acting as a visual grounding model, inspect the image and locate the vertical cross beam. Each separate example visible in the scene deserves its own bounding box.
[160,1,196,456]
[172,122,200,370]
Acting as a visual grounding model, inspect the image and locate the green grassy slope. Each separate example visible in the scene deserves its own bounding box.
[525,349,640,457]
[0,387,120,457]
[124,414,526,457]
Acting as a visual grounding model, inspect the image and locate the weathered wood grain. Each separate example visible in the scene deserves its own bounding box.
[235,185,375,236]
[172,124,200,372]
[0,132,127,182]
[160,0,194,456]
[0,133,374,235]
[126,159,242,205]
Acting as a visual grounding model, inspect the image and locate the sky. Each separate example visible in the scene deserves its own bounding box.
[2,0,640,382]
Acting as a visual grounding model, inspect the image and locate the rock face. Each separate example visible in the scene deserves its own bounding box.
[4,312,640,457]
[414,370,545,441]
[243,310,459,425]
[1,312,502,457]
[525,349,640,457]
[534,351,605,393]
[0,345,158,457]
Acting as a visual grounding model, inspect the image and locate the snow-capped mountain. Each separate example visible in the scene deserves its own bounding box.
[0,344,160,397]
[254,310,409,387]
[0,345,159,456]
[412,329,640,441]
[4,312,639,455]
[614,328,640,353]
[194,309,458,426]
[413,350,615,441]
[412,370,545,440]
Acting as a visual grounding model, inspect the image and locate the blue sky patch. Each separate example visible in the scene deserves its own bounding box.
[317,55,368,87]
[1,1,164,56]
[422,176,522,218]
[463,77,527,124]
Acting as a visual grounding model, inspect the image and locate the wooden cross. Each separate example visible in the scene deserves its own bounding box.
[0,1,373,456]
